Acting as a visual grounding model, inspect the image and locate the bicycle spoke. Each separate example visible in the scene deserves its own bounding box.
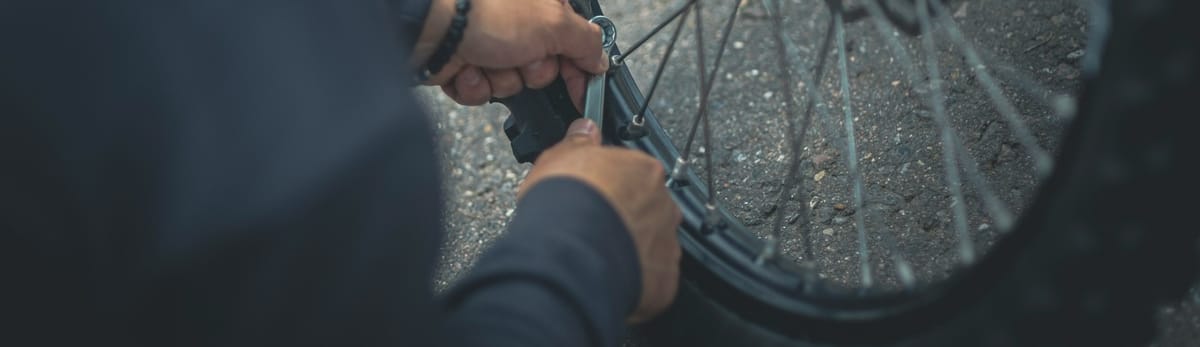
[989,57,1077,119]
[834,10,873,288]
[683,1,706,153]
[935,17,1077,119]
[859,0,1015,233]
[957,140,1015,231]
[672,1,742,224]
[669,4,707,184]
[929,0,1054,177]
[681,0,740,157]
[704,0,740,97]
[696,0,715,217]
[617,0,697,63]
[917,0,975,264]
[632,2,693,126]
[819,2,921,284]
[762,2,836,264]
[702,0,743,225]
[878,223,917,288]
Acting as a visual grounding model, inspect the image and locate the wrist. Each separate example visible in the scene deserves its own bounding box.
[410,0,456,69]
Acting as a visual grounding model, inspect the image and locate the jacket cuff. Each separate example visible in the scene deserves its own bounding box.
[389,0,434,51]
[444,177,641,347]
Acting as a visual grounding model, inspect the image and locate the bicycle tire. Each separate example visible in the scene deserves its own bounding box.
[497,0,1198,345]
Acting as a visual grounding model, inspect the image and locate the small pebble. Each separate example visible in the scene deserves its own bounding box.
[812,154,832,166]
[733,41,745,49]
[1066,49,1085,61]
[822,228,835,236]
[760,204,777,217]
[953,2,969,18]
[814,170,827,182]
[834,203,847,210]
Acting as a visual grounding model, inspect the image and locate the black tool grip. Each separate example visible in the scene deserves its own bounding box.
[495,77,582,163]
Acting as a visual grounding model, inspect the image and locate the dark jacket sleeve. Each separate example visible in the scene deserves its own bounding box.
[388,0,434,49]
[2,1,639,347]
[1,1,446,346]
[442,178,643,347]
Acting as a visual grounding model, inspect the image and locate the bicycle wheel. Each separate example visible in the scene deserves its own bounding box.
[496,0,1198,345]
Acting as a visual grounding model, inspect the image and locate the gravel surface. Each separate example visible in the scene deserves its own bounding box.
[420,0,1198,345]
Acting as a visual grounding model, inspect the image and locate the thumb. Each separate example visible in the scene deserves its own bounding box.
[562,118,601,146]
[552,12,610,75]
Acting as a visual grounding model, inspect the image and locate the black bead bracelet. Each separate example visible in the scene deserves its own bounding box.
[417,0,471,82]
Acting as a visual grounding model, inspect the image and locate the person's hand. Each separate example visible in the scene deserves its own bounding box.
[413,0,608,110]
[519,118,683,323]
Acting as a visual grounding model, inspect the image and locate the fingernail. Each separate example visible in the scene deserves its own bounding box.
[568,118,596,135]
[463,69,481,86]
[600,51,610,71]
[526,60,543,71]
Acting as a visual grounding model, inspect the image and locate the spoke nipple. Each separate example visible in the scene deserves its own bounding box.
[669,157,689,182]
[1053,94,1077,119]
[619,116,648,140]
[755,237,780,265]
[610,54,624,69]
[896,259,917,289]
[704,203,721,225]
[959,244,977,265]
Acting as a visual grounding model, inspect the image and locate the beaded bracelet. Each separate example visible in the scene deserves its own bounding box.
[417,0,471,82]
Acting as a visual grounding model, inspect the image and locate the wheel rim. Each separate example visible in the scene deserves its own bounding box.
[573,0,1088,342]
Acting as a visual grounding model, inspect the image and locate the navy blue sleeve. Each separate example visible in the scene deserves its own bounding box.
[443,178,643,347]
[1,1,446,346]
[388,0,434,49]
[1,2,640,347]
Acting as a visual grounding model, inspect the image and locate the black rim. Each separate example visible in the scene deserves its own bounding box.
[579,0,1085,343]
[541,1,1199,345]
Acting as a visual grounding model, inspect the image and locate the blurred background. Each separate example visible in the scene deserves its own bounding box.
[417,0,1198,345]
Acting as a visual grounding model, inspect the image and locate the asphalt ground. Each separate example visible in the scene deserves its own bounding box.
[419,0,1199,345]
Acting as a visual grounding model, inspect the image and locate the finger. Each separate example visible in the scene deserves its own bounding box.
[560,59,588,113]
[560,118,601,146]
[551,7,610,74]
[518,56,560,89]
[452,66,491,106]
[518,118,598,197]
[484,68,524,98]
[628,264,679,324]
[440,82,460,101]
[422,55,468,86]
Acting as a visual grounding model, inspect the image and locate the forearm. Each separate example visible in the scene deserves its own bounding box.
[444,281,591,346]
[388,0,452,67]
[408,0,454,68]
[442,178,642,347]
